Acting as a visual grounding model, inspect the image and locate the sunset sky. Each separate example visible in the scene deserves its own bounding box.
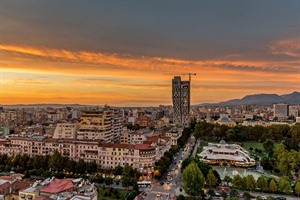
[1,1,299,106]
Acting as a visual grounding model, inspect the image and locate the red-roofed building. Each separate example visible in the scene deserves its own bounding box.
[136,114,152,127]
[40,179,74,196]
[0,174,23,184]
[0,179,34,200]
[20,178,97,200]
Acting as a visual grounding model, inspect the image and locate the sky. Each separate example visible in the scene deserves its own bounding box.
[0,0,299,106]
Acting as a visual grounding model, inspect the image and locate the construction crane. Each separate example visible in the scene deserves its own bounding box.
[181,73,196,82]
[164,73,197,82]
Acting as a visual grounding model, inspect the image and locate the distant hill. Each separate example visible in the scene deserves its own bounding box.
[196,91,300,106]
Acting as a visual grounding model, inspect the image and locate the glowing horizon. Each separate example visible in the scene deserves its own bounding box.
[1,1,299,106]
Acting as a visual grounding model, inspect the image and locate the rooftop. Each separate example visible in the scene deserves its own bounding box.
[41,178,74,194]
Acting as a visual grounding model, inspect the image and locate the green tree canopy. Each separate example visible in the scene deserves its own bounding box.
[295,181,300,197]
[278,176,293,194]
[206,169,218,188]
[263,139,274,157]
[232,174,243,188]
[181,157,211,178]
[269,179,277,193]
[246,174,256,191]
[257,176,268,192]
[182,162,204,197]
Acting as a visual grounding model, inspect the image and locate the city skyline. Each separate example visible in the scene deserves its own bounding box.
[1,1,299,106]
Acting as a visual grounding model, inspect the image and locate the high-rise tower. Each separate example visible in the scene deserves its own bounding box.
[172,76,190,127]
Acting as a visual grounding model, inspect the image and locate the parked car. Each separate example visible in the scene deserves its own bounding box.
[274,197,286,200]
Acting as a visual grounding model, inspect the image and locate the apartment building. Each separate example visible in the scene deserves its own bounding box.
[165,129,182,146]
[0,137,156,169]
[136,114,152,127]
[120,130,147,145]
[53,123,77,139]
[77,107,123,143]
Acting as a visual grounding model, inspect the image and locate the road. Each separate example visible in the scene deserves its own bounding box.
[148,135,195,198]
[191,138,201,158]
[248,191,299,200]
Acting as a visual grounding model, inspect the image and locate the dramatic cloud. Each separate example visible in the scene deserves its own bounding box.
[268,37,300,58]
[1,44,299,75]
[1,42,299,106]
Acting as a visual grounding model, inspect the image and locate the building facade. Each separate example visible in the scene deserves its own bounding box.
[274,103,289,120]
[77,107,123,143]
[0,138,156,169]
[172,76,190,127]
[198,141,255,167]
[53,123,77,139]
[136,114,152,127]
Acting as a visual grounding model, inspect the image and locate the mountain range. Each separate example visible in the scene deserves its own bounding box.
[197,91,300,106]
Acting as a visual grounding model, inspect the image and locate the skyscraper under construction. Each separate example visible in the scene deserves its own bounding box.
[172,76,190,127]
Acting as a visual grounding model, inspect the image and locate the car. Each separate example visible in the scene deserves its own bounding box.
[156,192,162,197]
[159,182,164,185]
[274,197,286,200]
[213,192,221,197]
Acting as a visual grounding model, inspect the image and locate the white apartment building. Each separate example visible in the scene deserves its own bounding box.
[53,123,77,139]
[120,131,147,145]
[165,129,182,145]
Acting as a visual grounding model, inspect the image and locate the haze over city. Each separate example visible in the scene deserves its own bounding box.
[1,1,299,106]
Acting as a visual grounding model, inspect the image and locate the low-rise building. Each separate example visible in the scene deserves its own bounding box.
[198,140,255,167]
[214,115,236,126]
[136,114,152,127]
[19,178,97,200]
[0,179,34,200]
[165,129,182,146]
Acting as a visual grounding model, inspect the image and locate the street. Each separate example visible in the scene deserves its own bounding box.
[148,136,194,198]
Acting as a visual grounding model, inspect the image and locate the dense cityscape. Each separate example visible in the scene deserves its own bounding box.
[0,76,299,200]
[1,1,300,200]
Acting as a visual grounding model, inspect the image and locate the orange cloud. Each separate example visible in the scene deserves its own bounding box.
[268,37,300,57]
[1,44,299,75]
[1,43,299,106]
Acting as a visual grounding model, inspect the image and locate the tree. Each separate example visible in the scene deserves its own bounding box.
[181,157,211,179]
[275,143,290,175]
[246,174,256,191]
[232,174,243,188]
[105,177,113,186]
[122,164,136,187]
[278,176,293,194]
[257,176,268,192]
[113,165,124,176]
[206,169,218,188]
[182,162,204,197]
[263,139,274,157]
[269,179,277,193]
[295,181,300,198]
[177,195,185,200]
[48,150,62,172]
[229,188,238,198]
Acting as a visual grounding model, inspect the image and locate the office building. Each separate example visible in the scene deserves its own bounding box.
[274,103,289,120]
[172,76,190,127]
